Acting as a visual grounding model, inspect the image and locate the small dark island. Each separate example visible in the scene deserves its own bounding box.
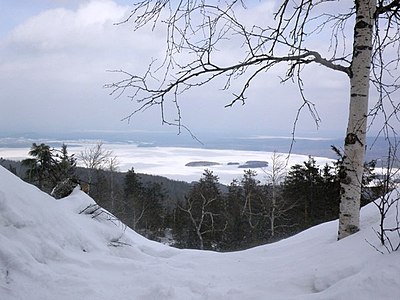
[185,161,221,167]
[238,160,269,168]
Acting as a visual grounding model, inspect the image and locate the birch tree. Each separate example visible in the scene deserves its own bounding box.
[263,151,289,238]
[108,0,400,239]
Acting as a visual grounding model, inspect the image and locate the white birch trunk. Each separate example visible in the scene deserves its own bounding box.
[338,0,376,239]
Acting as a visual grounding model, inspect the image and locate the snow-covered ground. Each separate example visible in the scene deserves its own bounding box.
[0,165,399,299]
[0,142,333,184]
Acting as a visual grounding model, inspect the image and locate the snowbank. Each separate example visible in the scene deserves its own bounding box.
[0,166,399,299]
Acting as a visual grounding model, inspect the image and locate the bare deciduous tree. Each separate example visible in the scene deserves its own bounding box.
[179,169,226,250]
[373,142,400,252]
[78,142,114,195]
[240,169,265,230]
[179,193,220,250]
[108,0,400,239]
[263,151,291,238]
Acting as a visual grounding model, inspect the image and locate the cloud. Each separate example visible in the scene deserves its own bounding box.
[0,2,138,132]
[9,1,125,51]
[0,0,352,138]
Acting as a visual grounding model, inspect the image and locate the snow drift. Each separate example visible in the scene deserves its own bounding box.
[0,166,399,299]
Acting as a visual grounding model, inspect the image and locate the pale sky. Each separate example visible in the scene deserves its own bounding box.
[0,0,355,140]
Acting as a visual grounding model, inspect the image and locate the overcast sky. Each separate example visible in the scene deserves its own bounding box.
[0,0,355,140]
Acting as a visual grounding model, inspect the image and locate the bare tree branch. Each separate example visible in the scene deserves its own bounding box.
[109,0,400,240]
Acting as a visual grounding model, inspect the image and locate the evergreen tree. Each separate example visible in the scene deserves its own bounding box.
[56,143,77,182]
[221,179,247,250]
[22,143,58,192]
[282,156,340,232]
[319,164,340,222]
[143,182,166,231]
[123,168,146,230]
[222,170,273,250]
[51,144,79,198]
[90,170,110,207]
[178,170,226,250]
[123,168,165,238]
[21,143,79,197]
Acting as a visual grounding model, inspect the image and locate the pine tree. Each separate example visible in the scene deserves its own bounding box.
[283,157,322,230]
[222,179,246,250]
[142,182,165,233]
[179,170,226,250]
[51,144,79,198]
[22,143,57,192]
[240,170,269,244]
[57,144,77,181]
[283,156,341,232]
[123,168,146,230]
[123,168,165,237]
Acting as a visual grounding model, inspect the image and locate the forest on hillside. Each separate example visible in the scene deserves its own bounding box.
[1,142,393,251]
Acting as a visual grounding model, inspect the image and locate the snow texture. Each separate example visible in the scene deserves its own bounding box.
[0,165,399,299]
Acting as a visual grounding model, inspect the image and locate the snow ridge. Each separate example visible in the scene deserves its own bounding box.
[0,166,399,299]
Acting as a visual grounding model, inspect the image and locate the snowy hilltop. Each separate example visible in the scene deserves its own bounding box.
[0,165,399,299]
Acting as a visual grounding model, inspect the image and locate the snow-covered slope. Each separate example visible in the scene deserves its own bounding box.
[0,166,399,299]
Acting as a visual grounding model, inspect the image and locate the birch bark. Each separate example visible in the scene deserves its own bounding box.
[338,0,376,239]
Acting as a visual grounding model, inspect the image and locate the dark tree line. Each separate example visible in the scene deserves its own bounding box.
[174,161,341,251]
[5,142,385,251]
[172,154,381,251]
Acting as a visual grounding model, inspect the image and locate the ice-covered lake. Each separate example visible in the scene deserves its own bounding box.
[0,140,333,184]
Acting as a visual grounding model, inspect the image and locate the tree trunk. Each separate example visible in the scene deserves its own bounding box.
[197,228,204,250]
[338,0,375,240]
[270,185,276,238]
